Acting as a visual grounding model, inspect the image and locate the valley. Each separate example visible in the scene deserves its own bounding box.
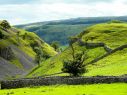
[0,17,127,95]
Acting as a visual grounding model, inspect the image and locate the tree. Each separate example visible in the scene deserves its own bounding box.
[51,41,60,51]
[0,20,11,29]
[34,47,44,66]
[62,37,88,76]
[0,31,4,39]
[23,32,27,40]
[68,36,79,59]
[34,47,51,66]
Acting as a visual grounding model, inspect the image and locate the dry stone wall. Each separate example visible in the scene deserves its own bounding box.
[1,76,127,89]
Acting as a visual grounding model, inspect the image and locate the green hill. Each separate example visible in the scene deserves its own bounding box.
[0,20,57,80]
[28,22,127,77]
[16,16,127,45]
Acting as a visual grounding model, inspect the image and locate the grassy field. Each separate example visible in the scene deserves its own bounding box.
[28,22,127,77]
[0,83,127,95]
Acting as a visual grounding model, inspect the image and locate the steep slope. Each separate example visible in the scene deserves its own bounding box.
[0,20,57,80]
[16,16,127,45]
[28,22,127,77]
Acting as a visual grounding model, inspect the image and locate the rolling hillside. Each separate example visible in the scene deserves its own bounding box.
[28,21,127,77]
[0,20,57,80]
[16,16,127,45]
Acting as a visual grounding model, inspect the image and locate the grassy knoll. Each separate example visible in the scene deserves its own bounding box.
[0,83,127,95]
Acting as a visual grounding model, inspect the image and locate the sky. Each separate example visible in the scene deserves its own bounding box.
[0,0,127,25]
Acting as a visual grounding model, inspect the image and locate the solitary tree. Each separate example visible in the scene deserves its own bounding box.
[62,37,88,76]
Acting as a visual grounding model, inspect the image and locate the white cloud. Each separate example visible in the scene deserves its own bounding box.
[0,0,127,25]
[0,0,114,5]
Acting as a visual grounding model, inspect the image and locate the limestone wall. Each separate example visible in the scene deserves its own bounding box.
[1,76,127,89]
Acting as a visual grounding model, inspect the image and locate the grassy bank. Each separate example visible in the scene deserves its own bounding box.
[0,83,127,95]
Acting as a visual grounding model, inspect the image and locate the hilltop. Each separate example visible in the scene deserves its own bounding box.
[16,16,127,45]
[28,21,127,77]
[0,20,57,80]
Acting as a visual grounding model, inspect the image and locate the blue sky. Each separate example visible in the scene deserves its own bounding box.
[0,0,127,25]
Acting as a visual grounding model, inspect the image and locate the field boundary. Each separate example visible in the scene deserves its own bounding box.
[1,76,127,89]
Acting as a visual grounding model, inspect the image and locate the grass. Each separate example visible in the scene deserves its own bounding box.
[0,21,57,79]
[10,59,23,69]
[82,23,127,49]
[0,83,127,95]
[85,48,127,76]
[28,22,127,77]
[27,44,107,77]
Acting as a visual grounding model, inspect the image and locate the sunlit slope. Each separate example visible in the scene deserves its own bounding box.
[28,22,127,77]
[0,20,57,79]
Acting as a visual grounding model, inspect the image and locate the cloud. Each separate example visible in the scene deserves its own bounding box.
[0,0,127,25]
[38,0,114,4]
[0,0,37,4]
[0,0,114,5]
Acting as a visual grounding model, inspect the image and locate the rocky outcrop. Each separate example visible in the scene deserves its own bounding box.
[0,45,35,80]
[0,47,15,60]
[11,45,35,70]
[0,57,24,80]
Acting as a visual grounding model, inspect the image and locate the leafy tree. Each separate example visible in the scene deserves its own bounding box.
[0,31,4,39]
[23,32,27,40]
[0,20,11,29]
[42,52,51,59]
[62,37,87,76]
[34,46,51,66]
[51,41,60,51]
[34,47,44,66]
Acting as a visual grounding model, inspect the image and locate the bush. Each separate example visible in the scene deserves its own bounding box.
[62,51,87,76]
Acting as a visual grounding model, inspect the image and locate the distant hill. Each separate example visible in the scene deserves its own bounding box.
[28,21,127,77]
[16,16,127,45]
[0,20,57,80]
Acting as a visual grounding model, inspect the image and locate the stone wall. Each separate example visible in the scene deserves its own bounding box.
[77,39,112,52]
[1,76,127,89]
[77,39,127,65]
[86,44,127,65]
